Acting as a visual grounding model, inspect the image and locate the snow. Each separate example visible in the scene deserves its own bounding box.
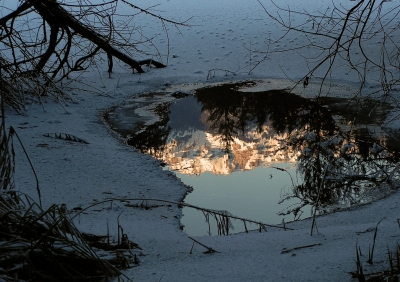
[5,0,400,281]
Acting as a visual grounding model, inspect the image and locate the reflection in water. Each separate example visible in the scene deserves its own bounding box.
[149,82,317,175]
[105,81,400,226]
[277,97,399,218]
[126,102,172,157]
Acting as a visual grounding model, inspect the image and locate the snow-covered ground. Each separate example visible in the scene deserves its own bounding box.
[6,0,400,281]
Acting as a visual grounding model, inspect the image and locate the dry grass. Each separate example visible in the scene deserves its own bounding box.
[0,194,122,281]
[0,57,71,114]
[0,94,139,281]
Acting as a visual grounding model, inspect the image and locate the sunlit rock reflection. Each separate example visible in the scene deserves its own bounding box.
[162,125,298,175]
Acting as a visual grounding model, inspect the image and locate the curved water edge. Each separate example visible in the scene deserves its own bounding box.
[104,78,400,236]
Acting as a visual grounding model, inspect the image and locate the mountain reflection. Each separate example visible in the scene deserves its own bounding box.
[107,81,400,214]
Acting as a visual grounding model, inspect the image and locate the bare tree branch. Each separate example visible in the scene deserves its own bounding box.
[0,0,190,111]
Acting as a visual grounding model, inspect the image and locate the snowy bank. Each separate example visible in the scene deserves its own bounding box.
[5,0,400,281]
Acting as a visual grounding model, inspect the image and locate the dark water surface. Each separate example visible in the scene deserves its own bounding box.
[105,81,400,236]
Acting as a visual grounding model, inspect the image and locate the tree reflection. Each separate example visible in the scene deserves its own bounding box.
[195,82,251,152]
[195,82,400,217]
[280,106,400,219]
[126,102,171,158]
[195,81,336,146]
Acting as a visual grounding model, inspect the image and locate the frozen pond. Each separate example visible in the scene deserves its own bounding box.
[105,80,400,236]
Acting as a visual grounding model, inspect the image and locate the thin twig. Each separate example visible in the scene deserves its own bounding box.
[188,236,219,254]
[72,197,295,231]
[9,126,41,206]
[281,243,322,254]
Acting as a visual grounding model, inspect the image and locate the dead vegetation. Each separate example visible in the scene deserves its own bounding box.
[0,94,140,281]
